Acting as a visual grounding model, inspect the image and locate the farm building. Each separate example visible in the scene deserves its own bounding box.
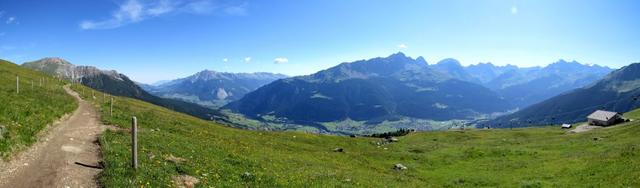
[587,110,624,126]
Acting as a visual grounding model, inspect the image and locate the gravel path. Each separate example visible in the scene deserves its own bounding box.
[0,85,105,188]
[568,123,602,133]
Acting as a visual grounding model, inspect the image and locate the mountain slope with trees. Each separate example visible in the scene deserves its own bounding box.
[225,53,511,126]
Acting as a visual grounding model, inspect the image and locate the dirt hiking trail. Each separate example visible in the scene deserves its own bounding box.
[0,85,105,188]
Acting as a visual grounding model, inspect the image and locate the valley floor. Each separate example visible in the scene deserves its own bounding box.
[0,86,105,188]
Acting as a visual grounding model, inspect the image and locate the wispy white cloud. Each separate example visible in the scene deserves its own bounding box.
[80,0,247,30]
[224,2,248,16]
[184,0,215,14]
[244,57,251,63]
[80,0,145,30]
[148,0,174,16]
[222,58,228,62]
[274,57,288,64]
[6,16,16,24]
[511,6,518,14]
[397,43,408,49]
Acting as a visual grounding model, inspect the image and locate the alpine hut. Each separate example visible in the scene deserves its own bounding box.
[587,110,623,126]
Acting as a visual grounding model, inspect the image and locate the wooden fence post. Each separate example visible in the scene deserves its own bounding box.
[110,97,113,117]
[16,76,19,94]
[131,116,138,169]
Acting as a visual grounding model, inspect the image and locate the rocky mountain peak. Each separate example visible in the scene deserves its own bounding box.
[38,57,73,66]
[436,58,462,67]
[387,52,408,59]
[416,56,428,65]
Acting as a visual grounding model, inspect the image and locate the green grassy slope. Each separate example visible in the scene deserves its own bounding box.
[0,60,77,159]
[72,84,640,187]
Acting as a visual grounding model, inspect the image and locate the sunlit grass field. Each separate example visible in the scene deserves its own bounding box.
[0,60,76,159]
[70,84,640,187]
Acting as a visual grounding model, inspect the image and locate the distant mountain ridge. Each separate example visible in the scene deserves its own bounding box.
[22,57,224,121]
[489,62,640,127]
[225,52,512,125]
[430,59,613,108]
[465,62,519,83]
[142,70,287,108]
[430,58,481,83]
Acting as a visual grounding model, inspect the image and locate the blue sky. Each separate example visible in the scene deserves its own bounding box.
[1,0,639,83]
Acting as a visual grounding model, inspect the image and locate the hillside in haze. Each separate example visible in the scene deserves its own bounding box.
[22,58,224,121]
[434,59,613,108]
[490,62,640,127]
[141,70,287,108]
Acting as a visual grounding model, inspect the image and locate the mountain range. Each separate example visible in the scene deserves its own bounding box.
[489,63,640,127]
[19,54,625,134]
[221,52,616,133]
[21,58,224,121]
[224,53,512,124]
[141,70,287,108]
